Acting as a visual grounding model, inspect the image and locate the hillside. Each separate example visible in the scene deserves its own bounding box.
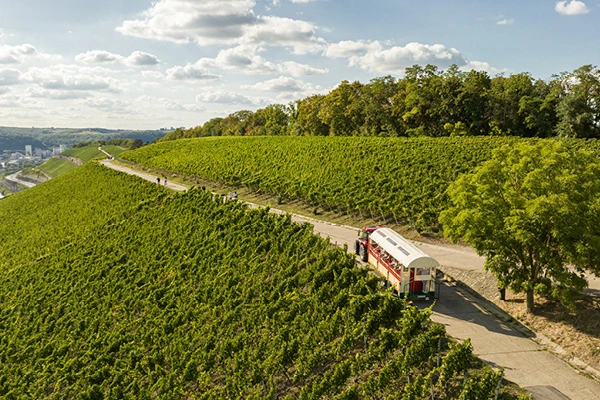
[0,126,167,153]
[0,163,518,398]
[36,145,125,178]
[0,163,166,268]
[121,136,600,233]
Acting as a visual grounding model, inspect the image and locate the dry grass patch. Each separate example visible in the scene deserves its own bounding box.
[496,291,600,372]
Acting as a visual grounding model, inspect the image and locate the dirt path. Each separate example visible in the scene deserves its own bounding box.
[98,147,112,159]
[100,159,600,399]
[99,159,187,191]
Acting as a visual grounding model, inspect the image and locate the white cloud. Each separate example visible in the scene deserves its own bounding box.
[141,70,165,79]
[324,40,378,58]
[138,95,206,112]
[326,41,467,75]
[166,63,221,81]
[0,97,20,108]
[0,44,59,64]
[244,76,322,96]
[26,87,90,100]
[75,50,160,66]
[497,18,514,25]
[80,97,136,114]
[555,1,590,15]
[117,0,258,45]
[0,87,10,95]
[240,16,326,54]
[197,45,278,74]
[0,69,21,86]
[23,65,120,92]
[125,51,161,66]
[196,89,259,104]
[116,0,325,54]
[461,61,503,75]
[279,61,327,76]
[196,45,327,76]
[75,50,122,64]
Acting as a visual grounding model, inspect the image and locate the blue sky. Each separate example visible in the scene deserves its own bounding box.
[0,0,598,129]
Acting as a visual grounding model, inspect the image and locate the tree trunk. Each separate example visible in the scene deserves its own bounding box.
[526,289,534,314]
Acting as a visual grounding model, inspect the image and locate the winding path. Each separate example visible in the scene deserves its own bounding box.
[100,159,600,400]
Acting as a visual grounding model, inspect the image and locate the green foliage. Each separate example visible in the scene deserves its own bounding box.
[101,145,126,157]
[0,168,511,398]
[37,158,78,177]
[555,64,600,138]
[158,64,600,140]
[62,146,105,162]
[0,163,166,268]
[441,141,600,312]
[122,136,523,232]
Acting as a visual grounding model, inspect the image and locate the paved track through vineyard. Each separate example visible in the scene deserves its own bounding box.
[100,159,600,400]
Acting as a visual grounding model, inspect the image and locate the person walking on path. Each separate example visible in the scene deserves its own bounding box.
[156,177,160,185]
[164,176,168,186]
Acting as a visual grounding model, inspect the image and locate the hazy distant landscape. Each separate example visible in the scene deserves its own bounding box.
[0,126,168,153]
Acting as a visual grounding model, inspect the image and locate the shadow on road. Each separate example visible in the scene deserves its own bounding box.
[431,280,534,339]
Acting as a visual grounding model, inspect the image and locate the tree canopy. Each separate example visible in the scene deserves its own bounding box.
[440,141,600,313]
[160,64,600,141]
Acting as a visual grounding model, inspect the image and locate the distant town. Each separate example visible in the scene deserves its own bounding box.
[0,144,70,199]
[0,144,69,170]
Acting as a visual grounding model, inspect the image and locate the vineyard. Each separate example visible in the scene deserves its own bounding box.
[121,136,600,233]
[0,166,522,398]
[0,163,166,268]
[36,157,78,177]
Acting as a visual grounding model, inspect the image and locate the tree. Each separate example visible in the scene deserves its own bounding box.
[488,73,534,136]
[318,80,363,136]
[440,141,600,313]
[296,95,330,136]
[555,65,600,138]
[457,69,491,135]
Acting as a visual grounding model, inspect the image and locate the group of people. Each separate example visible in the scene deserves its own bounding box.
[372,243,404,271]
[156,176,168,186]
[227,191,238,200]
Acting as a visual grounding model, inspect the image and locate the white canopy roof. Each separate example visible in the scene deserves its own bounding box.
[370,228,439,270]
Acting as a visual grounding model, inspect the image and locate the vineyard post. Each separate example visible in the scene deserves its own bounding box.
[430,378,435,400]
[436,337,442,368]
[494,369,504,400]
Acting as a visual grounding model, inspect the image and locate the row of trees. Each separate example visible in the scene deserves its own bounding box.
[73,138,144,149]
[164,64,600,141]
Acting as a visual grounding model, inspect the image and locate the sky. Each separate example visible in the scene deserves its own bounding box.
[0,0,598,130]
